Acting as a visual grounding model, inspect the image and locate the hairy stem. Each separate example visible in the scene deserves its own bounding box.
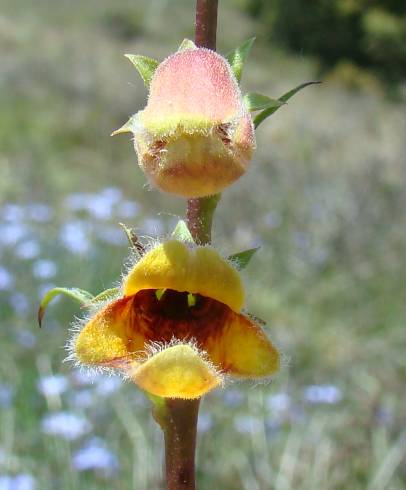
[186,194,220,245]
[195,0,218,49]
[187,0,220,245]
[158,3,219,490]
[157,399,201,490]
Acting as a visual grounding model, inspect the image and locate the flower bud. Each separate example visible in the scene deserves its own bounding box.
[115,46,256,198]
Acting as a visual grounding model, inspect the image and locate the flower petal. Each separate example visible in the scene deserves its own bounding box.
[203,311,280,378]
[74,297,145,367]
[131,344,222,399]
[123,240,244,312]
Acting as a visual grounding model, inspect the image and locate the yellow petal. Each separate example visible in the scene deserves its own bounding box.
[75,297,145,367]
[123,240,244,312]
[204,311,280,378]
[131,344,222,399]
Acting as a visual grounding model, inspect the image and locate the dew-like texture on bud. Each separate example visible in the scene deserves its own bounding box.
[132,344,222,399]
[127,48,256,197]
[123,240,244,313]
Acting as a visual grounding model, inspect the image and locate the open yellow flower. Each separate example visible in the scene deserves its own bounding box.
[74,240,279,399]
[114,44,256,198]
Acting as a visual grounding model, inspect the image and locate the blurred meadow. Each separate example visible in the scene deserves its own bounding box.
[1,0,405,489]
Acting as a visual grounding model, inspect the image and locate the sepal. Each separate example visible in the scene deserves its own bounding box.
[178,39,197,51]
[125,54,159,87]
[171,220,194,243]
[38,287,93,327]
[226,37,256,83]
[228,247,260,270]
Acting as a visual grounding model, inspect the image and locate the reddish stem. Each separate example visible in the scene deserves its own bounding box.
[195,0,218,49]
[162,399,200,490]
[187,0,220,245]
[160,3,219,490]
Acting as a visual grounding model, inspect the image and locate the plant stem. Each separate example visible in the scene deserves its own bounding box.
[187,0,220,245]
[186,193,220,245]
[158,399,201,490]
[158,3,219,489]
[195,0,218,49]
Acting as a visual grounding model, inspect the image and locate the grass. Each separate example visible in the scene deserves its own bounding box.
[0,0,405,488]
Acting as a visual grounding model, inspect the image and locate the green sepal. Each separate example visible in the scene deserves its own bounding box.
[243,92,285,112]
[228,247,260,270]
[125,54,159,88]
[178,39,196,51]
[90,287,120,304]
[171,220,195,243]
[111,116,136,136]
[254,81,321,129]
[119,222,145,257]
[38,287,94,327]
[226,37,255,83]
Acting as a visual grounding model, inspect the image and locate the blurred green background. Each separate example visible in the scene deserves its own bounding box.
[0,0,405,489]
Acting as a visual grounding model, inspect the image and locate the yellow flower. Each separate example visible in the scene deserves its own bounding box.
[74,240,279,399]
[113,45,255,198]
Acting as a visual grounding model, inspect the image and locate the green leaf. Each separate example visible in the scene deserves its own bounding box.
[254,81,321,128]
[171,220,194,243]
[243,92,285,112]
[90,287,120,304]
[38,287,94,327]
[178,38,196,51]
[125,54,159,87]
[226,37,255,83]
[228,247,260,270]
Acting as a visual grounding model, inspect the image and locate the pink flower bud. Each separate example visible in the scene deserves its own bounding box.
[115,46,256,198]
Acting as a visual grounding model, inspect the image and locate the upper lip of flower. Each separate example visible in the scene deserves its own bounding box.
[73,240,279,398]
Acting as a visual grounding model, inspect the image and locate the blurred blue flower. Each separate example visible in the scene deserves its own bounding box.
[0,224,27,246]
[197,413,213,433]
[234,415,263,434]
[95,225,126,246]
[303,384,342,405]
[0,384,15,408]
[95,376,122,396]
[9,293,30,317]
[223,388,244,407]
[41,411,92,440]
[65,188,121,220]
[0,474,36,490]
[26,203,53,223]
[263,211,282,229]
[15,241,41,260]
[37,375,69,397]
[116,200,140,219]
[100,187,122,204]
[267,393,291,413]
[15,329,37,349]
[59,221,91,255]
[0,267,14,291]
[1,204,24,222]
[72,437,119,476]
[32,260,57,280]
[69,390,95,409]
[71,369,101,386]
